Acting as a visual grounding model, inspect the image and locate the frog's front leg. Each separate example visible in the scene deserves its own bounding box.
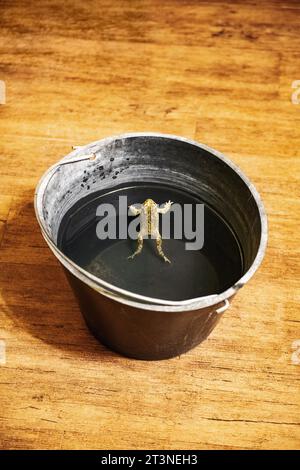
[157,200,173,215]
[156,233,171,263]
[128,204,141,216]
[128,234,144,260]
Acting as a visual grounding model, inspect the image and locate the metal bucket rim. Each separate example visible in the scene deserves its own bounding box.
[34,132,268,312]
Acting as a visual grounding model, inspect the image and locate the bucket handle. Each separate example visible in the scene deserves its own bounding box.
[215,299,230,314]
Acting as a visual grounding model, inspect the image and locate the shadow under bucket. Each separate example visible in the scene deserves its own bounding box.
[34,133,267,360]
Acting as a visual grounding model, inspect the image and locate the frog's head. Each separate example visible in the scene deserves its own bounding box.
[143,198,157,208]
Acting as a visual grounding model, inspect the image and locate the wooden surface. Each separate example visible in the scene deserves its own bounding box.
[0,0,300,450]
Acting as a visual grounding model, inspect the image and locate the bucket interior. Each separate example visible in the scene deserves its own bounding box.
[38,135,262,302]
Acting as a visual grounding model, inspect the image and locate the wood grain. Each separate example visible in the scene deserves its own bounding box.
[0,0,299,450]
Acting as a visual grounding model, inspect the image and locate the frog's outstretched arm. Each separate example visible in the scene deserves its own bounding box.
[128,204,142,216]
[157,200,173,214]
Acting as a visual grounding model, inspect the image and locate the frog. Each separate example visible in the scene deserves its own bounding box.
[128,198,173,263]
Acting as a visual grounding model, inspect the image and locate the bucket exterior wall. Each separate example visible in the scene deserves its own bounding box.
[64,269,233,360]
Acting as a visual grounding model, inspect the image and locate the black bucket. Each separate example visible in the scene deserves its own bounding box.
[34,133,267,360]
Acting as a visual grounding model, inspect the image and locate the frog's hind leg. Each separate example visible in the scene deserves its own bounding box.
[128,234,143,260]
[156,234,171,263]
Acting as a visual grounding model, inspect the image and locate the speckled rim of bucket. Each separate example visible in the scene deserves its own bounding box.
[34,132,268,312]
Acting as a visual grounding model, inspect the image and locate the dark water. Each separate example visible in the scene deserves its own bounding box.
[57,183,243,301]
